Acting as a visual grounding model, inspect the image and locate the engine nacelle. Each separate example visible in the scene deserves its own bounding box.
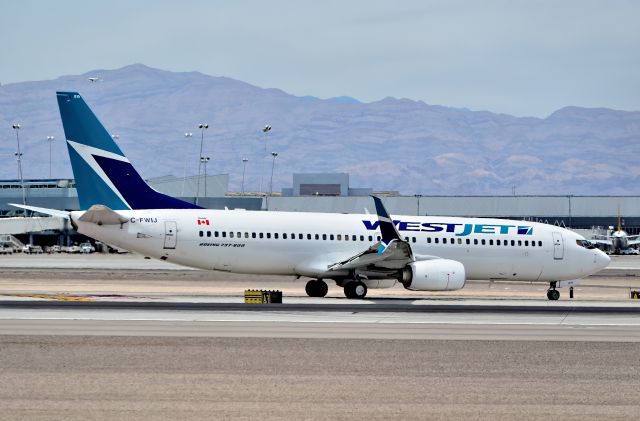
[401,259,466,291]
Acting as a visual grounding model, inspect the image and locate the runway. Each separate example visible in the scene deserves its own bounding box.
[1,299,639,341]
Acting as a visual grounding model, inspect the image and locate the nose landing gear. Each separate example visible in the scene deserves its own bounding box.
[547,281,560,300]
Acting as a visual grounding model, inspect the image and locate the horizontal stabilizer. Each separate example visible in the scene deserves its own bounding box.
[8,203,70,219]
[78,205,129,225]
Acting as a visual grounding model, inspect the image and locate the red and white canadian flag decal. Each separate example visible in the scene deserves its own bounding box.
[197,217,210,225]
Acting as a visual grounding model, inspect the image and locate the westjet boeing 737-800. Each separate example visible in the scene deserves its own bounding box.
[13,92,610,300]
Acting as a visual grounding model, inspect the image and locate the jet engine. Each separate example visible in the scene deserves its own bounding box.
[401,259,466,291]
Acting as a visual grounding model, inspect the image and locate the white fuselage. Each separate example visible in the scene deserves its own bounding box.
[71,209,610,285]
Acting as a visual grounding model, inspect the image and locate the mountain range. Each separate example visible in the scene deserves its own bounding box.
[1,63,639,195]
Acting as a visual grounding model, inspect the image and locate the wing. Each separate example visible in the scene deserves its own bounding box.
[627,236,640,246]
[328,196,415,273]
[590,238,613,246]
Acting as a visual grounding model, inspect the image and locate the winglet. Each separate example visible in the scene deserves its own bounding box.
[371,195,402,254]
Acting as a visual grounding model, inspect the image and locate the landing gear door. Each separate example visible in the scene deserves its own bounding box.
[164,221,177,249]
[552,232,564,260]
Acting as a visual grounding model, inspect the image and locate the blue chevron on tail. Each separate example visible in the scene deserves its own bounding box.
[56,92,201,210]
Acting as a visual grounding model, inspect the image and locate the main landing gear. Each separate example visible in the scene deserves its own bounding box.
[547,281,560,301]
[343,281,367,299]
[305,279,328,297]
[304,279,368,299]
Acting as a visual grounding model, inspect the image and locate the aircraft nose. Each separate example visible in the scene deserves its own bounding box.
[594,250,610,271]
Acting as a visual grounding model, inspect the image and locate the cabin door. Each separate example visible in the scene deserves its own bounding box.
[552,232,564,260]
[164,221,177,249]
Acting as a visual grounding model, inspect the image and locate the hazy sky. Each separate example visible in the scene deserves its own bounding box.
[1,0,638,117]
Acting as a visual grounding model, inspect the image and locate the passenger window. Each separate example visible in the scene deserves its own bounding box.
[466,239,470,245]
[473,239,478,245]
[427,237,431,243]
[496,239,500,245]
[377,236,381,241]
[299,234,304,240]
[215,231,220,238]
[259,233,263,239]
[450,238,454,244]
[207,231,211,237]
[307,234,311,240]
[315,234,319,240]
[230,232,234,238]
[274,233,279,239]
[337,234,342,240]
[413,237,416,243]
[199,231,203,237]
[283,233,287,239]
[368,236,373,242]
[511,240,515,246]
[524,240,529,246]
[222,232,227,238]
[360,235,365,241]
[237,232,241,238]
[481,239,486,245]
[252,232,256,239]
[435,238,439,244]
[538,241,542,246]
[489,239,493,245]
[518,240,522,246]
[531,241,535,247]
[267,233,271,239]
[458,238,462,244]
[322,234,327,240]
[352,235,357,241]
[291,233,295,239]
[330,234,334,241]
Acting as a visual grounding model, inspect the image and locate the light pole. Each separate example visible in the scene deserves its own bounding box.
[241,157,249,195]
[414,194,423,216]
[267,151,278,210]
[46,136,55,178]
[195,123,208,204]
[259,124,271,194]
[181,132,193,196]
[12,124,26,206]
[200,156,210,197]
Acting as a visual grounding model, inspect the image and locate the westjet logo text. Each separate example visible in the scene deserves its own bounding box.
[362,220,533,236]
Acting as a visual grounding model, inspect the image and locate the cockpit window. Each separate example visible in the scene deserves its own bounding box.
[576,239,596,249]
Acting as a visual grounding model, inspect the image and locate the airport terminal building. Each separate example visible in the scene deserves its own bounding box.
[1,173,640,247]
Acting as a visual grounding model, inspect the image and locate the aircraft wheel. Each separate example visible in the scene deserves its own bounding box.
[344,281,367,299]
[305,279,328,297]
[549,289,560,300]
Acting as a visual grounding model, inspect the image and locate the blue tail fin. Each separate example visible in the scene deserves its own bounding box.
[56,92,201,210]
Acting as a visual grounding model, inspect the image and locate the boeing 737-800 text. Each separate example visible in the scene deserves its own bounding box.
[13,92,610,300]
